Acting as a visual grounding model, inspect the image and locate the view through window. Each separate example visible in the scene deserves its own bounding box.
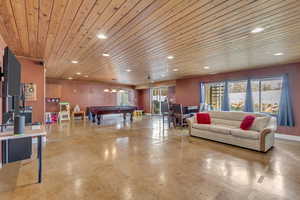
[203,77,282,114]
[228,81,247,111]
[252,78,282,115]
[204,82,224,111]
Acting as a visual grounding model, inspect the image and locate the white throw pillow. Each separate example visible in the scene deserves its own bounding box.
[250,117,270,132]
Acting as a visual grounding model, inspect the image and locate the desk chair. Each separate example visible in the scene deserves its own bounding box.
[172,104,190,127]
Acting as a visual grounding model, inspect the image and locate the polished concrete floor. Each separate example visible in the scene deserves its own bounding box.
[0,116,300,200]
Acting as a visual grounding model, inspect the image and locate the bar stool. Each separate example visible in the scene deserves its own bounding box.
[134,110,143,117]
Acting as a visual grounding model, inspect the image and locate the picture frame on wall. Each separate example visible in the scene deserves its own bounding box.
[24,83,37,101]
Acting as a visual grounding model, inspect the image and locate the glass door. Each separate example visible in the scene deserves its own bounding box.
[151,88,160,114]
[151,87,168,115]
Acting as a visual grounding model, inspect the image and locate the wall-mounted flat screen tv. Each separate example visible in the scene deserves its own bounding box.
[3,47,21,97]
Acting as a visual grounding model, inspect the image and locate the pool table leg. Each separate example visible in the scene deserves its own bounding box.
[97,114,101,125]
[130,112,133,122]
[92,114,96,123]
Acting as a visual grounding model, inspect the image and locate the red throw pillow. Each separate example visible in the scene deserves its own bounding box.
[196,113,211,124]
[240,115,256,130]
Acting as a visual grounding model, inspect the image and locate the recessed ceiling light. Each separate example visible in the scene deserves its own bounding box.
[274,52,284,56]
[126,69,132,72]
[97,34,107,39]
[76,72,81,75]
[84,75,88,78]
[167,55,174,59]
[111,89,117,93]
[173,68,179,72]
[102,53,110,57]
[104,89,109,92]
[68,77,73,80]
[204,66,210,69]
[251,27,264,33]
[71,60,79,64]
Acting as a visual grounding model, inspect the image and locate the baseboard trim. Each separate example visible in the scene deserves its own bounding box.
[275,133,300,142]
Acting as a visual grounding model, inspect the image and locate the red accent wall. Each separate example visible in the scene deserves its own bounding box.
[46,79,137,113]
[20,58,45,123]
[176,63,300,136]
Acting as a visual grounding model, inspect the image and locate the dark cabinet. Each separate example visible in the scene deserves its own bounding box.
[2,137,32,164]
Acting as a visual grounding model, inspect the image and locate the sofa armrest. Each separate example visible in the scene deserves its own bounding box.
[259,116,277,151]
[186,116,195,127]
[259,128,274,152]
[186,116,195,135]
[186,116,195,124]
[260,128,272,137]
[265,117,277,132]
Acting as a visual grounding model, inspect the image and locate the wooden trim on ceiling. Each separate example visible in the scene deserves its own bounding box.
[1,0,300,85]
[135,80,176,89]
[16,55,44,62]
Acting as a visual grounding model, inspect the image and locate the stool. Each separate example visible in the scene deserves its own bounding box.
[134,110,143,117]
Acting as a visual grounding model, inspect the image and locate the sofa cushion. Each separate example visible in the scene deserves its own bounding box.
[251,117,270,132]
[210,125,232,135]
[209,111,230,120]
[209,111,268,121]
[211,118,241,128]
[192,123,211,131]
[231,129,260,140]
[240,115,256,130]
[209,111,246,121]
[196,113,211,124]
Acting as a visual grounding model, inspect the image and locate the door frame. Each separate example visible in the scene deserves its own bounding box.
[150,87,168,115]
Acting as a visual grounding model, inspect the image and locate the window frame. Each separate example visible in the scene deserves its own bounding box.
[117,90,130,106]
[251,76,283,116]
[228,79,247,111]
[204,81,225,111]
[202,76,283,116]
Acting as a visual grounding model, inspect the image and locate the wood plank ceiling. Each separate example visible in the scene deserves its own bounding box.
[0,0,300,85]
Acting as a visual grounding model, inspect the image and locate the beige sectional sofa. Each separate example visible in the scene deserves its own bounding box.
[186,111,277,152]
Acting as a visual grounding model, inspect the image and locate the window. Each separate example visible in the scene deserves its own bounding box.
[117,91,130,106]
[204,82,224,111]
[202,77,282,115]
[228,81,247,111]
[252,78,282,115]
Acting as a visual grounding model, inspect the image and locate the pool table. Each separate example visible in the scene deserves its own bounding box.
[88,106,137,125]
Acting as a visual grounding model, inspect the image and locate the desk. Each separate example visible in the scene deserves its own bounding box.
[0,126,46,183]
[183,106,199,114]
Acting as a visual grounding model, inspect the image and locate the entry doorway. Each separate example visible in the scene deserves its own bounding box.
[150,87,168,115]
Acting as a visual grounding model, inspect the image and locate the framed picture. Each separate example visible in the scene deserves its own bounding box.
[24,83,37,101]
